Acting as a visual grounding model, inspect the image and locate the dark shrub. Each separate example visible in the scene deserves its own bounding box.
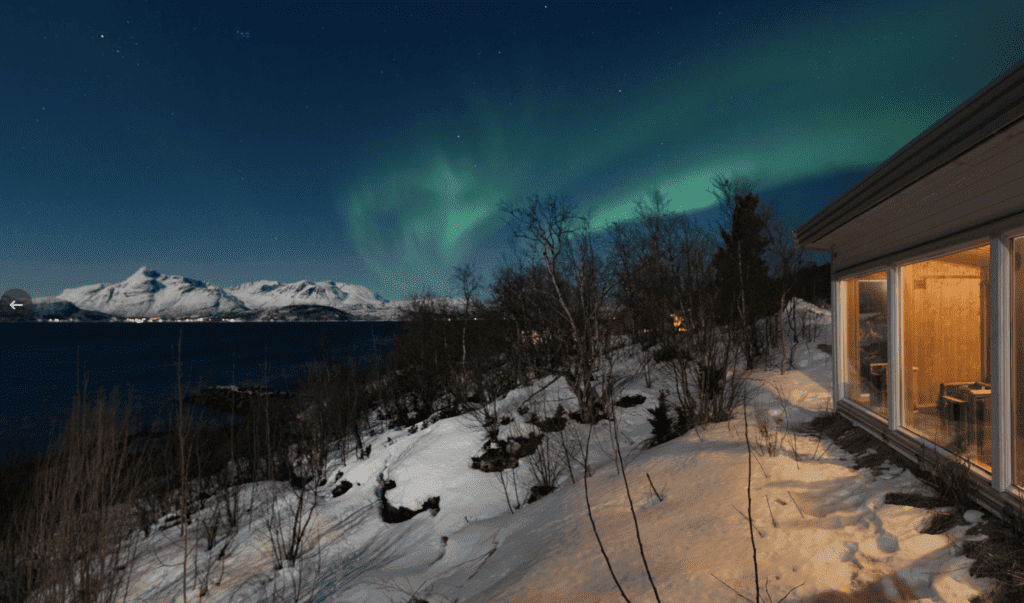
[697,363,727,404]
[433,405,461,420]
[653,343,690,363]
[527,404,568,432]
[646,400,694,447]
[569,403,606,424]
[647,401,675,446]
[507,432,544,458]
[921,447,979,514]
[674,405,696,435]
[278,456,312,490]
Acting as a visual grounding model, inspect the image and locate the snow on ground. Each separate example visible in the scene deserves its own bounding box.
[115,300,996,602]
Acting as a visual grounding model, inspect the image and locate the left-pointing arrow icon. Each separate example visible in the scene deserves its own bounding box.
[1,289,33,318]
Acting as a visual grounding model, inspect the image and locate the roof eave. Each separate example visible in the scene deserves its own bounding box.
[795,56,1024,248]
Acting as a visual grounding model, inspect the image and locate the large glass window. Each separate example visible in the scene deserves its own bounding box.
[902,245,991,467]
[1013,238,1024,487]
[844,271,889,418]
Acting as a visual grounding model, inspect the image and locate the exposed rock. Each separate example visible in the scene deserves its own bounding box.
[470,433,544,472]
[471,447,515,472]
[375,475,440,523]
[286,465,312,490]
[616,394,646,408]
[331,480,353,498]
[380,494,441,524]
[527,484,555,504]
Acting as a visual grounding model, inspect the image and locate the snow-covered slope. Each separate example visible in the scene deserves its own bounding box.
[57,267,248,318]
[225,279,388,311]
[103,303,997,603]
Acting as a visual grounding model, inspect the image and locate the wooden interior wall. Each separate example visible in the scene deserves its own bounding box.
[847,280,861,401]
[902,260,985,411]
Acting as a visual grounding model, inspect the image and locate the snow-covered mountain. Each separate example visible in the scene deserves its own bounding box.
[23,297,126,322]
[51,267,395,320]
[57,267,249,318]
[225,279,388,311]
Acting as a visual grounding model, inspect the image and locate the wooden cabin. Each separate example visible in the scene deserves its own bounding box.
[794,57,1024,521]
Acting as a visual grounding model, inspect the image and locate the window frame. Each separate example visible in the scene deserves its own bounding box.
[838,268,891,420]
[892,239,993,457]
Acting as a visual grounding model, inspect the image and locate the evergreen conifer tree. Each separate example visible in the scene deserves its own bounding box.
[711,191,772,368]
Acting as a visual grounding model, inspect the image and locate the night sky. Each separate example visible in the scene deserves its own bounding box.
[4,2,1024,301]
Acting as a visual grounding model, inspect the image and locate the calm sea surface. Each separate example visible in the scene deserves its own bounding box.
[0,321,403,462]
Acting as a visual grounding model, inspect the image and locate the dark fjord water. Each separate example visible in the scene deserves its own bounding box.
[0,321,403,462]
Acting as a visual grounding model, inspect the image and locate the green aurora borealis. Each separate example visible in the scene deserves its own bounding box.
[4,1,1023,299]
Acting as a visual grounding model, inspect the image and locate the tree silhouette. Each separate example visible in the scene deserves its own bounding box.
[711,190,772,369]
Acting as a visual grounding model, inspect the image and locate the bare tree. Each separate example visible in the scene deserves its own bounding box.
[385,291,463,425]
[501,193,618,424]
[762,205,809,373]
[127,329,210,603]
[453,263,482,367]
[708,174,761,231]
[502,193,663,602]
[609,190,706,387]
[552,414,586,483]
[262,478,322,572]
[176,330,195,603]
[3,375,150,603]
[644,216,746,433]
[489,259,567,386]
[524,431,564,500]
[607,219,646,346]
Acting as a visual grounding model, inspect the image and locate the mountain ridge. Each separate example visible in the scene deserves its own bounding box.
[48,267,399,320]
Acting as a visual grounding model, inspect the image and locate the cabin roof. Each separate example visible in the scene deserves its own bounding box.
[795,57,1024,252]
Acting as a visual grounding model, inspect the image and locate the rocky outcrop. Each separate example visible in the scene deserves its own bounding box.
[376,475,440,523]
[332,480,353,498]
